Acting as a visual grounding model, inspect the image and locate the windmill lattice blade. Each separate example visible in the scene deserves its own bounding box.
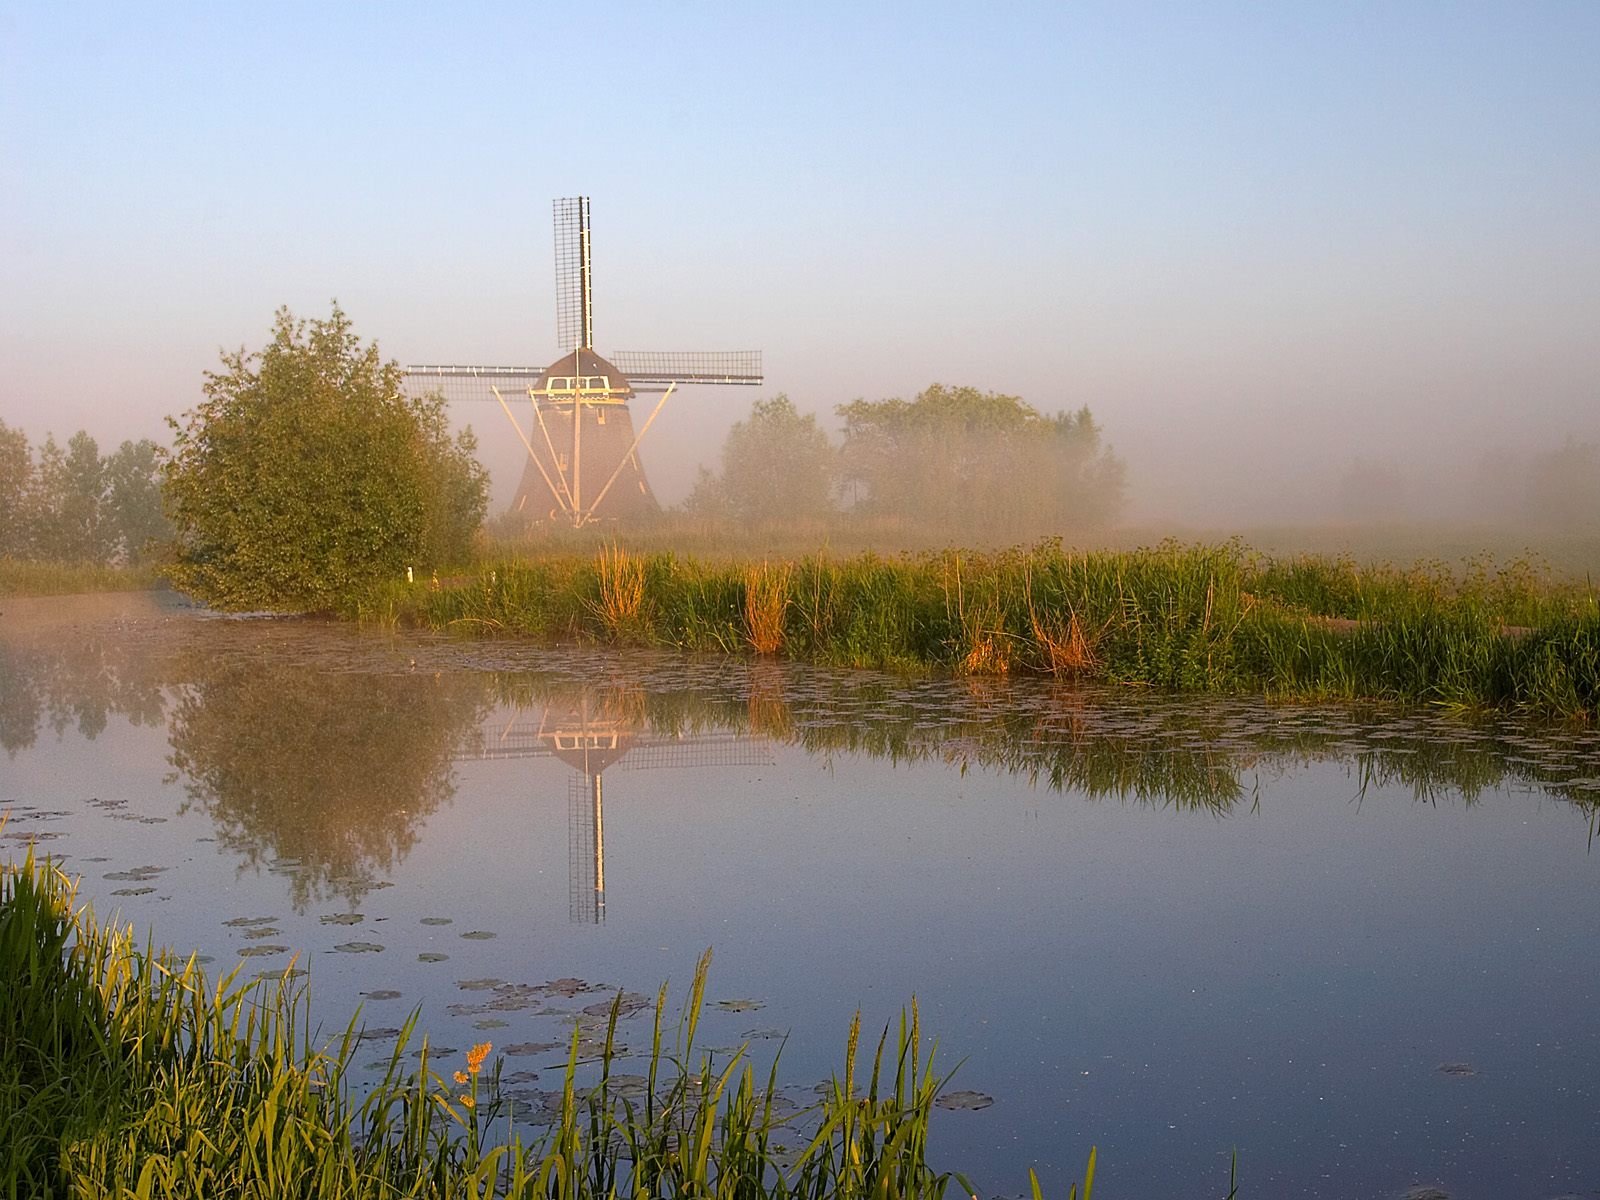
[553,196,591,352]
[608,350,763,385]
[402,365,545,403]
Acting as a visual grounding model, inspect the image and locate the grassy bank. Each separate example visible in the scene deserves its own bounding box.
[1,846,1113,1199]
[365,541,1600,720]
[0,558,160,598]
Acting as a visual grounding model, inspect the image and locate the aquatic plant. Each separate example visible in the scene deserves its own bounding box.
[743,560,792,655]
[3,850,1106,1198]
[362,540,1600,719]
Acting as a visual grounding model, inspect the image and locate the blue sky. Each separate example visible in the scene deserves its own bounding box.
[3,2,1597,519]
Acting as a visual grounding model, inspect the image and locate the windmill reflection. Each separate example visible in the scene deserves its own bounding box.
[461,692,772,923]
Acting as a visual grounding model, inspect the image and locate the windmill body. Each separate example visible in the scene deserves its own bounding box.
[404,198,762,527]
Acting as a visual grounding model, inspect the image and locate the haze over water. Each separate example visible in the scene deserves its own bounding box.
[5,595,1600,1196]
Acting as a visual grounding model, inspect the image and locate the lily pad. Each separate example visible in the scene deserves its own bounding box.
[105,866,165,881]
[238,945,287,958]
[362,990,403,1001]
[243,926,281,939]
[1437,1062,1477,1078]
[934,1090,994,1112]
[418,952,449,963]
[504,1041,561,1057]
[224,916,277,928]
[112,887,155,896]
[320,913,364,925]
[456,978,507,991]
[715,999,764,1013]
[420,917,453,926]
[459,930,496,941]
[333,942,385,954]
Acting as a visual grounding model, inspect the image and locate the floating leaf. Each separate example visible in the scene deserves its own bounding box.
[934,1090,994,1111]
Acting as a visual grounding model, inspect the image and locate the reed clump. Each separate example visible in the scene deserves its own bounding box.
[744,560,792,655]
[593,542,649,641]
[5,848,1075,1199]
[362,540,1600,720]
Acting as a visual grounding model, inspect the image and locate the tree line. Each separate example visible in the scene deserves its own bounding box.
[0,422,169,565]
[685,385,1126,539]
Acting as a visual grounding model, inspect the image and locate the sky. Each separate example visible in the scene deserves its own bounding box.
[3,1,1597,523]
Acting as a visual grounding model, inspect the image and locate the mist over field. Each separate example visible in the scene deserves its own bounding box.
[3,4,1597,559]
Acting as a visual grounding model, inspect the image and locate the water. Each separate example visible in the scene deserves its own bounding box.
[4,592,1600,1198]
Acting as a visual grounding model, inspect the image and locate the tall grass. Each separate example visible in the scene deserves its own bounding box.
[0,558,160,597]
[360,540,1600,720]
[4,848,1103,1199]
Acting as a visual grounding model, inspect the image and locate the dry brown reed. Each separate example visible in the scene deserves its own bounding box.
[594,543,647,638]
[743,560,792,655]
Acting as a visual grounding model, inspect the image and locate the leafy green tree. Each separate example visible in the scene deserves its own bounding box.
[163,304,487,610]
[688,395,837,523]
[103,439,170,564]
[0,420,32,558]
[28,431,111,563]
[837,384,1124,537]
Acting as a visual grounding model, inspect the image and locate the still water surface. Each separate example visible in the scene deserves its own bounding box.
[4,593,1600,1198]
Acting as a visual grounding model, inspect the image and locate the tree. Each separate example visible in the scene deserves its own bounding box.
[837,384,1124,537]
[0,420,31,557]
[103,439,170,564]
[163,304,488,610]
[28,431,111,563]
[687,395,837,524]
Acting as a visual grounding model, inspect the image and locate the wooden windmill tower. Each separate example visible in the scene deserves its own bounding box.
[404,198,762,526]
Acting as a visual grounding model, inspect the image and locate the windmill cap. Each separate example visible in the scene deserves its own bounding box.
[538,348,635,398]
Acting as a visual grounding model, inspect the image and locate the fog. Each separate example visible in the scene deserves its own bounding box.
[3,5,1597,551]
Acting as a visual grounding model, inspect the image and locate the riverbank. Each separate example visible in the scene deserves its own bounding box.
[367,541,1600,720]
[0,557,158,597]
[3,845,1086,1199]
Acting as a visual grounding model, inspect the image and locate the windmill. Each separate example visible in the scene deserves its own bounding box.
[403,198,763,527]
[458,692,773,923]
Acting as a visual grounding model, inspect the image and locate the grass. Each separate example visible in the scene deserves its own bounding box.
[1,845,1121,1199]
[0,558,160,597]
[361,540,1600,720]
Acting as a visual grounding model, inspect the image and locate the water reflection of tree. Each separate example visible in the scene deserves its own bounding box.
[486,664,1600,819]
[167,659,488,909]
[0,630,167,755]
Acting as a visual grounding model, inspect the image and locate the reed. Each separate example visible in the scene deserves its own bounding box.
[0,557,160,597]
[743,560,792,655]
[593,542,648,641]
[5,849,1109,1199]
[358,540,1600,720]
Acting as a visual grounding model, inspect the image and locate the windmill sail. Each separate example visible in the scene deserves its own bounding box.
[553,196,593,352]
